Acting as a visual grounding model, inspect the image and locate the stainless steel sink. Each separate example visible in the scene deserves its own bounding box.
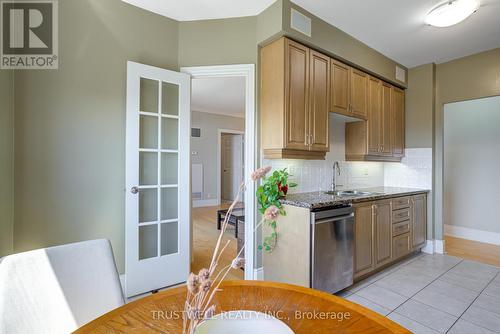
[324,190,373,197]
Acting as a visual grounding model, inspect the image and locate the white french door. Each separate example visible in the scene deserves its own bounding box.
[125,61,190,297]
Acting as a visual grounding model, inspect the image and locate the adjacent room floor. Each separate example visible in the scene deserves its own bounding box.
[444,235,500,267]
[192,204,244,281]
[338,253,500,334]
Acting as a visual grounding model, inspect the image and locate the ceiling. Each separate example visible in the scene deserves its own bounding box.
[122,0,500,68]
[121,0,276,21]
[191,77,245,118]
[291,0,500,67]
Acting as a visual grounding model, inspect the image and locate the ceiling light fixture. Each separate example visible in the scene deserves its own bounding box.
[425,0,480,27]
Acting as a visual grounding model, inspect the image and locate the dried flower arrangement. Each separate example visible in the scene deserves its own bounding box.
[183,166,281,333]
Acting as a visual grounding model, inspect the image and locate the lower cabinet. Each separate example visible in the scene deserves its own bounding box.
[412,194,427,250]
[374,200,392,267]
[354,193,427,279]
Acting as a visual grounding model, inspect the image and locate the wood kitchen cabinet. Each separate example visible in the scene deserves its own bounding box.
[260,37,329,160]
[354,193,427,280]
[345,79,404,162]
[330,59,368,120]
[392,87,405,158]
[374,200,393,267]
[411,194,427,250]
[354,202,375,278]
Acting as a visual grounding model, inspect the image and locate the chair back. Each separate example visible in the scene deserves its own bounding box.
[0,239,125,334]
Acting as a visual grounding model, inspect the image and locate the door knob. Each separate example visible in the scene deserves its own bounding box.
[131,186,139,194]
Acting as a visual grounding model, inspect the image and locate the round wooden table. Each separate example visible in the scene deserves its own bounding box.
[74,281,410,333]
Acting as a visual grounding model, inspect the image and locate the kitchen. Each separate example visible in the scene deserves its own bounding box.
[260,37,431,292]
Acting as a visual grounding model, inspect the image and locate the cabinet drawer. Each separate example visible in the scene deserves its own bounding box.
[392,233,411,259]
[392,197,411,210]
[392,221,410,237]
[393,208,411,223]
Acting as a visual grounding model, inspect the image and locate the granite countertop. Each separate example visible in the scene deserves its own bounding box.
[280,186,430,210]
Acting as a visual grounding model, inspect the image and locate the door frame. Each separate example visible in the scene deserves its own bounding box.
[181,64,256,280]
[217,129,245,204]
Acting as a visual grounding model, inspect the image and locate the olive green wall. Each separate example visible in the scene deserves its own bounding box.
[0,70,13,257]
[433,47,500,240]
[406,64,435,149]
[280,0,407,87]
[13,0,179,273]
[178,17,258,67]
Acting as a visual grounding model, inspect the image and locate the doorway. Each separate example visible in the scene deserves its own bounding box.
[219,130,245,203]
[443,95,500,267]
[181,64,255,280]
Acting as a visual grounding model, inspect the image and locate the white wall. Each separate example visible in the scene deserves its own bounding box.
[444,96,500,239]
[191,111,244,204]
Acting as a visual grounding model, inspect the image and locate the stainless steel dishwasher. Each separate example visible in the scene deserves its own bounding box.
[310,204,354,294]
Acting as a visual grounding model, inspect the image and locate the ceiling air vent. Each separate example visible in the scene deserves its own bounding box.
[290,8,311,37]
[191,128,201,138]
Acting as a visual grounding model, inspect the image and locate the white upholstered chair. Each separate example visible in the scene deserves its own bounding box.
[0,239,125,334]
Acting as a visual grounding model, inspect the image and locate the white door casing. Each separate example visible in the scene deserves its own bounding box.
[181,65,255,280]
[125,61,191,297]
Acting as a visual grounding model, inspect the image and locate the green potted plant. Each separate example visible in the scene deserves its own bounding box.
[256,168,297,252]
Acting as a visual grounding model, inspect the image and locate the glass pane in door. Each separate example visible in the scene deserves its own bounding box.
[161,153,178,184]
[139,224,158,260]
[162,118,179,150]
[139,152,158,185]
[162,82,179,116]
[139,189,157,223]
[140,78,158,113]
[161,222,178,255]
[161,187,178,221]
[140,116,158,149]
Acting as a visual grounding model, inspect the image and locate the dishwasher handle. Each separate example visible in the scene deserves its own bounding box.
[313,213,354,224]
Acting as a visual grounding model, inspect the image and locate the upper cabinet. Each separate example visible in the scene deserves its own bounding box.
[392,87,405,158]
[345,77,405,162]
[261,37,405,161]
[330,60,368,120]
[261,38,329,160]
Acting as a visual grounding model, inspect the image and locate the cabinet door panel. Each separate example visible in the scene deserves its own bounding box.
[368,77,381,155]
[412,195,427,249]
[309,50,330,152]
[354,203,374,277]
[330,59,350,116]
[284,39,309,150]
[351,68,368,119]
[392,87,405,157]
[381,83,393,155]
[375,201,392,266]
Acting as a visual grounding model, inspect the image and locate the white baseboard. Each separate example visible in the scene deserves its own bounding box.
[445,224,500,246]
[254,267,264,280]
[435,239,445,254]
[421,240,434,254]
[192,199,219,208]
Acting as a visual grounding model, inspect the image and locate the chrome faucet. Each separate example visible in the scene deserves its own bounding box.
[332,161,342,191]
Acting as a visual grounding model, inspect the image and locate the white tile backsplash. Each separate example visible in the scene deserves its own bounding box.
[262,148,432,194]
[384,148,432,189]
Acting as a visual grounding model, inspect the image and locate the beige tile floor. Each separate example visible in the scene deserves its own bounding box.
[337,253,500,334]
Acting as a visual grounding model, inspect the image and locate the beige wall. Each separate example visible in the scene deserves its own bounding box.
[0,70,13,257]
[13,0,179,272]
[280,0,407,87]
[434,47,500,240]
[406,64,435,149]
[191,111,245,201]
